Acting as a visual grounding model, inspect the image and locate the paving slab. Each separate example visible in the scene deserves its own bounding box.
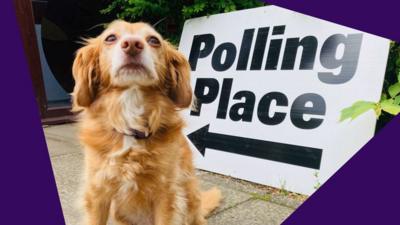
[199,170,304,209]
[44,123,79,141]
[50,152,84,225]
[199,171,274,196]
[200,180,252,215]
[208,200,293,225]
[44,124,300,225]
[44,124,81,157]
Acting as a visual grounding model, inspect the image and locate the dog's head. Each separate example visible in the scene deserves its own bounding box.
[72,20,192,110]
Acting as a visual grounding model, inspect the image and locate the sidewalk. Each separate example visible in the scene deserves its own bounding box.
[44,124,304,225]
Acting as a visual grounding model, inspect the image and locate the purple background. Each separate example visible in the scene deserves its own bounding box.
[1,0,399,224]
[1,0,65,224]
[267,0,400,41]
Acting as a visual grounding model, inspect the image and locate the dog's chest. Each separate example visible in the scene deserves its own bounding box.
[101,137,155,225]
[95,136,144,192]
[123,210,154,225]
[119,87,145,121]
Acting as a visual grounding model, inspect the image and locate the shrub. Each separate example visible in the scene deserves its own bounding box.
[101,0,264,44]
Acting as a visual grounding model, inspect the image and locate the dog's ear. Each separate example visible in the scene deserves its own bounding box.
[164,42,192,108]
[72,40,100,110]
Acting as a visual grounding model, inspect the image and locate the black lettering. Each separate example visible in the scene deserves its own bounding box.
[190,78,219,116]
[250,27,270,70]
[212,43,237,71]
[188,34,215,71]
[265,39,283,70]
[257,92,288,125]
[229,91,256,122]
[236,29,255,70]
[216,79,233,119]
[272,25,286,35]
[318,34,363,84]
[281,36,318,70]
[291,93,326,129]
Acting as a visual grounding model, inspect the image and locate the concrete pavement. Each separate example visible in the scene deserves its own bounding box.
[44,123,305,225]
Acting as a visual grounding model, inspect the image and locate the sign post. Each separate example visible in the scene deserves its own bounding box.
[179,6,390,195]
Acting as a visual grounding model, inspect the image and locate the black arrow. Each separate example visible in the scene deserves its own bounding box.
[187,124,322,169]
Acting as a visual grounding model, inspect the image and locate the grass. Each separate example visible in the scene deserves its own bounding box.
[250,193,272,202]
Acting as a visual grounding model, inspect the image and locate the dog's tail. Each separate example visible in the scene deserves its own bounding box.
[201,187,222,217]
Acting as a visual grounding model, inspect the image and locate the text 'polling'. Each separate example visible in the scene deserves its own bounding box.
[188,25,363,129]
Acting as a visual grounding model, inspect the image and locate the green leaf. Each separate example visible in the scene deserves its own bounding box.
[388,82,400,98]
[380,93,388,101]
[340,101,378,122]
[381,99,400,115]
[375,104,382,117]
[394,96,400,105]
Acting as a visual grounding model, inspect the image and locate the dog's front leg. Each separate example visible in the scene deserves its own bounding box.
[83,187,112,225]
[153,195,178,225]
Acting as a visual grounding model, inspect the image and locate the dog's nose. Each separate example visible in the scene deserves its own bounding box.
[121,37,144,56]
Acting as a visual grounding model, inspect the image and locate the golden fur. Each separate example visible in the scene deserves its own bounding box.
[71,21,221,225]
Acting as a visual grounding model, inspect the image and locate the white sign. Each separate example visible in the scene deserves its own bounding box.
[179,6,390,195]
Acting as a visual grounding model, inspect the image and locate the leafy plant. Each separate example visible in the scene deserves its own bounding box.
[279,179,289,196]
[313,171,321,190]
[101,0,264,44]
[340,42,400,129]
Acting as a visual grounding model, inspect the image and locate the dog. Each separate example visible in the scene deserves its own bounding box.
[71,20,221,225]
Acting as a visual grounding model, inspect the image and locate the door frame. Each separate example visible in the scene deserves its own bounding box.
[13,0,74,125]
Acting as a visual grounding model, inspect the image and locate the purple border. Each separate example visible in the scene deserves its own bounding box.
[1,0,399,223]
[0,1,65,224]
[267,0,400,41]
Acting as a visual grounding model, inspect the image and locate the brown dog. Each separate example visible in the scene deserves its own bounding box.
[71,20,221,225]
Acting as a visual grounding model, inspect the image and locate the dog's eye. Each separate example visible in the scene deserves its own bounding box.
[147,36,160,47]
[105,34,117,43]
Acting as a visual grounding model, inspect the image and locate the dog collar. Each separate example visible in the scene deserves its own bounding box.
[129,128,151,139]
[114,128,151,139]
